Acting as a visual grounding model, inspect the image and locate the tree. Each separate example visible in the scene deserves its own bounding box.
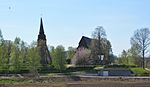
[90,26,111,65]
[130,44,142,66]
[27,46,41,78]
[92,26,106,56]
[49,46,55,57]
[52,45,66,72]
[20,41,28,70]
[131,28,150,68]
[118,49,135,65]
[109,53,117,64]
[100,38,112,64]
[0,30,13,73]
[66,47,75,64]
[118,50,128,65]
[10,37,22,72]
[0,40,13,73]
[0,29,4,45]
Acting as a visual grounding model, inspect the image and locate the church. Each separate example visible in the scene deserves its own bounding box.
[72,36,111,65]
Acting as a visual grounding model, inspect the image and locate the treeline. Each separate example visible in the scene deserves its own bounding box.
[0,30,76,74]
[0,30,40,73]
[2,26,150,74]
[0,26,114,74]
[116,28,150,68]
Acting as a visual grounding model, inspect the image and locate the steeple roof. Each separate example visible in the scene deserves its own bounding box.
[78,36,92,48]
[39,18,45,34]
[38,18,46,41]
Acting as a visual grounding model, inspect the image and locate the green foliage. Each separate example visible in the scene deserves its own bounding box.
[66,47,75,64]
[0,33,40,74]
[104,64,137,68]
[117,49,135,66]
[0,40,13,73]
[27,47,41,78]
[130,68,150,76]
[66,65,96,72]
[10,44,22,72]
[0,78,23,84]
[51,45,66,72]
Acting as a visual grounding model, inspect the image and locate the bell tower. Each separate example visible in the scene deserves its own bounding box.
[37,18,52,66]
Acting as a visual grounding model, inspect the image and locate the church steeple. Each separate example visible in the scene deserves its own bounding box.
[39,18,44,34]
[37,18,52,66]
[38,18,46,41]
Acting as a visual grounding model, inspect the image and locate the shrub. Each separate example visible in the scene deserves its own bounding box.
[66,65,96,72]
[104,64,137,68]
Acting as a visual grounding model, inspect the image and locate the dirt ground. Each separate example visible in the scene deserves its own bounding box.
[0,81,150,87]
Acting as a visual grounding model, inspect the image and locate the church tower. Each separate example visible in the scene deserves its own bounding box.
[37,18,52,66]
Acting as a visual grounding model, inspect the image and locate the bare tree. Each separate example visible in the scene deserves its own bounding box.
[91,26,112,65]
[92,26,106,56]
[131,28,150,68]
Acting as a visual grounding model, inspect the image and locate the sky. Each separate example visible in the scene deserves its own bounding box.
[0,0,150,56]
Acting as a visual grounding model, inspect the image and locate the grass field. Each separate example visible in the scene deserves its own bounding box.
[0,76,150,87]
[0,80,150,87]
[0,66,150,87]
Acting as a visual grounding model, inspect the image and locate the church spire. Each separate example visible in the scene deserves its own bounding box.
[37,17,52,66]
[39,18,44,34]
[38,18,46,41]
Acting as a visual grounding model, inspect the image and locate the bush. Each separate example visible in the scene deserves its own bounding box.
[104,64,137,68]
[39,66,60,73]
[0,67,29,74]
[66,65,96,72]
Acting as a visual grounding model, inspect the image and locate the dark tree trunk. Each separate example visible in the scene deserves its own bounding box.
[142,49,145,69]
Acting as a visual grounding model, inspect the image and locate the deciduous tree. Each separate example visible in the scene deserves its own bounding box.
[27,46,41,78]
[52,45,66,72]
[66,47,75,64]
[131,28,150,68]
[90,26,111,65]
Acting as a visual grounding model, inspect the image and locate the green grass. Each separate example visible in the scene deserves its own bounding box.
[0,78,63,84]
[94,66,104,70]
[48,71,86,76]
[0,78,25,84]
[48,73,59,76]
[130,68,150,76]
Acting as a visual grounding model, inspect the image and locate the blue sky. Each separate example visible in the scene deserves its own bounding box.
[0,0,150,55]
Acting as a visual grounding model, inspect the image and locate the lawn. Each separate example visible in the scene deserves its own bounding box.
[130,68,150,76]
